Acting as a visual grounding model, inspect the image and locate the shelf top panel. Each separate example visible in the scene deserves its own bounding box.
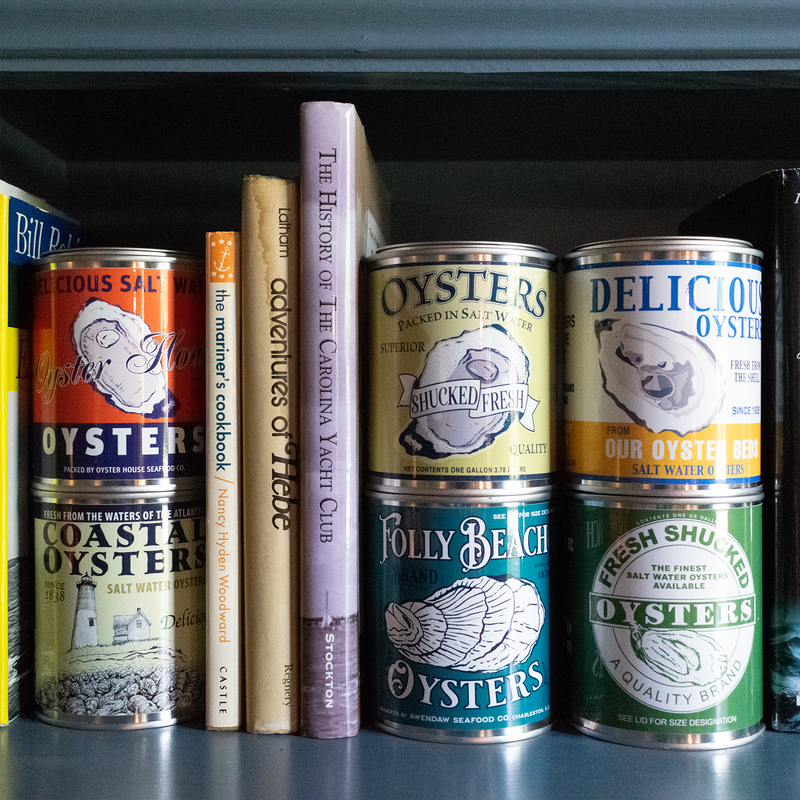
[3,0,800,83]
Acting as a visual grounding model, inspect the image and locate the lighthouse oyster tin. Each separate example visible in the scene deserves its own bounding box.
[563,237,762,495]
[362,489,551,742]
[33,488,206,728]
[363,242,556,497]
[32,248,205,491]
[565,489,763,749]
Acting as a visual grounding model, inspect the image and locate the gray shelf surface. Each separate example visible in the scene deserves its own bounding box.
[2,716,799,799]
[3,0,800,79]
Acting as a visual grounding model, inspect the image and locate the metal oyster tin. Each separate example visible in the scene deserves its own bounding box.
[362,488,552,743]
[32,248,205,492]
[563,237,762,495]
[363,241,556,497]
[565,488,763,749]
[33,487,206,729]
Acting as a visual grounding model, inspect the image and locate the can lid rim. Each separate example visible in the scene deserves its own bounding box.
[367,241,557,262]
[36,246,203,264]
[565,236,763,260]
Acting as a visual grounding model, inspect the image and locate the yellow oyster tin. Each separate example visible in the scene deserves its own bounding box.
[563,237,763,494]
[363,242,557,496]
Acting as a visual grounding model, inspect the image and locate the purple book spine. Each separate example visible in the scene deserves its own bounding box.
[299,102,360,738]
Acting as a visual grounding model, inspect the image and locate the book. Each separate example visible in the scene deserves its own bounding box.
[299,101,390,738]
[680,168,794,731]
[240,176,301,733]
[0,180,84,724]
[205,231,242,730]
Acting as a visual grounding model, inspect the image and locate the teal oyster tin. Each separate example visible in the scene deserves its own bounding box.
[363,490,551,742]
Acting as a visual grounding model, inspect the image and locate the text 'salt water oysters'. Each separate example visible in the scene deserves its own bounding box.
[563,237,762,494]
[565,490,763,749]
[33,248,205,491]
[33,489,206,729]
[362,490,551,742]
[363,242,556,496]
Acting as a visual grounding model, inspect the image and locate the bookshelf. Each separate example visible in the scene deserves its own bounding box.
[2,1,800,797]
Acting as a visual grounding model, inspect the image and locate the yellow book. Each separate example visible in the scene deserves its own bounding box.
[0,180,84,724]
[241,176,300,733]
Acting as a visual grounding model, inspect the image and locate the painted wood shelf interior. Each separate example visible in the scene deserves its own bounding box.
[2,2,800,797]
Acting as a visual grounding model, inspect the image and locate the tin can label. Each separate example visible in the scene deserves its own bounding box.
[363,495,551,740]
[566,497,762,743]
[365,252,555,487]
[33,494,206,725]
[32,264,205,482]
[564,256,761,487]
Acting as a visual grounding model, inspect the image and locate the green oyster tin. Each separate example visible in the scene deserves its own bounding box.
[565,490,763,748]
[363,490,551,743]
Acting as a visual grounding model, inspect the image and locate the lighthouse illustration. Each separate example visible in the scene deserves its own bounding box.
[71,575,99,649]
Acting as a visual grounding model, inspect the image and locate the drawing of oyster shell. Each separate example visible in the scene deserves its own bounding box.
[629,621,728,686]
[595,319,723,435]
[73,297,175,417]
[400,325,530,458]
[385,575,545,672]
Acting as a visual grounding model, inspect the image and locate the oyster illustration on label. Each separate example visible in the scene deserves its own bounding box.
[629,621,728,686]
[385,574,545,672]
[398,325,538,458]
[595,319,723,435]
[73,298,175,417]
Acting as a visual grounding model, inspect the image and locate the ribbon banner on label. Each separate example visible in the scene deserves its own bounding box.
[398,375,540,431]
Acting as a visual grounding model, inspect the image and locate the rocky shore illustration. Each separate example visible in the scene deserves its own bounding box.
[36,575,203,718]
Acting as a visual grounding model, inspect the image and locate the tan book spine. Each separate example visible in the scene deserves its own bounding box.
[241,176,300,733]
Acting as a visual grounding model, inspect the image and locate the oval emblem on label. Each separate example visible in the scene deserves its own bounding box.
[589,517,756,714]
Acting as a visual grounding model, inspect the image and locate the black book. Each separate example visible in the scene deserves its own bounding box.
[681,168,800,732]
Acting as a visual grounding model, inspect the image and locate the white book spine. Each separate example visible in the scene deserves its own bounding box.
[205,232,242,730]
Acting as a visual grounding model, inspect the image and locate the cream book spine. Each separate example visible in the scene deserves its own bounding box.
[205,231,243,730]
